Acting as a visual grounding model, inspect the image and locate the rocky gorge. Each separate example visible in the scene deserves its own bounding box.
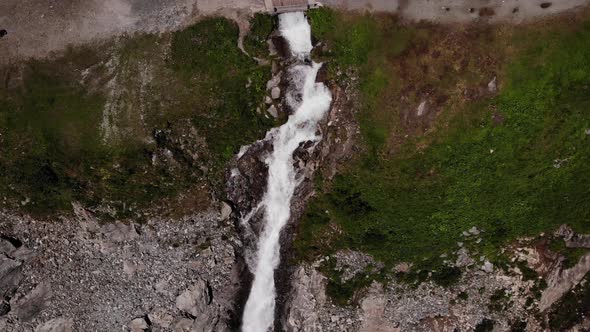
[2,1,590,332]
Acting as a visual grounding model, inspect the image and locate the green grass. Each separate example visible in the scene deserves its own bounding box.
[296,9,590,276]
[0,16,273,216]
[170,17,274,170]
[244,13,274,58]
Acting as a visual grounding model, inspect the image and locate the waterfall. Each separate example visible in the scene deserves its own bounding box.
[241,12,332,332]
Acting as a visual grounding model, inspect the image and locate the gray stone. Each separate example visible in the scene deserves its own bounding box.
[128,317,149,332]
[267,105,278,118]
[176,279,211,317]
[173,318,193,332]
[220,202,232,221]
[265,96,272,104]
[0,255,23,299]
[0,238,16,255]
[101,222,138,242]
[149,308,174,328]
[555,224,590,248]
[394,262,411,273]
[487,76,497,92]
[266,74,281,90]
[271,86,281,100]
[417,101,427,116]
[285,266,327,332]
[35,317,73,332]
[481,260,494,273]
[13,282,52,322]
[540,253,590,311]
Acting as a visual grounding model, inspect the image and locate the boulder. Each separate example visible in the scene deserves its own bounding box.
[128,317,149,332]
[173,318,194,332]
[416,101,427,116]
[267,105,278,118]
[488,76,497,93]
[176,279,211,317]
[271,87,281,100]
[13,282,52,322]
[0,255,23,300]
[35,317,73,332]
[149,308,174,328]
[220,202,232,221]
[266,74,281,90]
[101,222,138,242]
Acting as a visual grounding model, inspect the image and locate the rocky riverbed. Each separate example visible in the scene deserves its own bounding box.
[0,205,241,331]
[2,2,590,332]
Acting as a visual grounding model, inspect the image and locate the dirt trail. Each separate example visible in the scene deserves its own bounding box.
[324,0,589,23]
[0,0,265,64]
[0,0,589,64]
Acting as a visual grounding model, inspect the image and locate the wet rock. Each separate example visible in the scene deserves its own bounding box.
[266,73,281,90]
[271,86,281,99]
[128,317,149,332]
[35,317,73,332]
[267,105,278,118]
[13,282,52,322]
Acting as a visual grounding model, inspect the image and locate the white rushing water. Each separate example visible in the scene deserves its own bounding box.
[241,12,332,332]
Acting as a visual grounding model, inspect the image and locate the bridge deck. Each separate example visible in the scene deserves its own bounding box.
[267,0,321,14]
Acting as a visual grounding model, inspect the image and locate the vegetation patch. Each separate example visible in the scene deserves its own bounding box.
[244,13,275,59]
[295,8,590,278]
[0,16,272,217]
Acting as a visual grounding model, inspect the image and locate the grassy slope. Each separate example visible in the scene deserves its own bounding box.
[296,8,590,279]
[0,16,274,217]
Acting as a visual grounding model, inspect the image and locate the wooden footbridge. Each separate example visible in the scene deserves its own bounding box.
[264,0,322,14]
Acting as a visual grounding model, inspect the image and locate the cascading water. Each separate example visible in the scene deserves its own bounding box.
[241,12,332,332]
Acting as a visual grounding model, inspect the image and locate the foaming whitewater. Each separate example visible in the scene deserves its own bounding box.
[241,12,332,332]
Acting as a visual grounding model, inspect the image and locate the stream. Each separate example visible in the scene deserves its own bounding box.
[241,11,332,332]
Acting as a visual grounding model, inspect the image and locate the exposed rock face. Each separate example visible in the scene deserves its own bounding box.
[540,253,590,311]
[0,208,240,331]
[555,224,590,248]
[283,242,554,332]
[359,283,397,332]
[284,265,327,332]
[13,282,53,322]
